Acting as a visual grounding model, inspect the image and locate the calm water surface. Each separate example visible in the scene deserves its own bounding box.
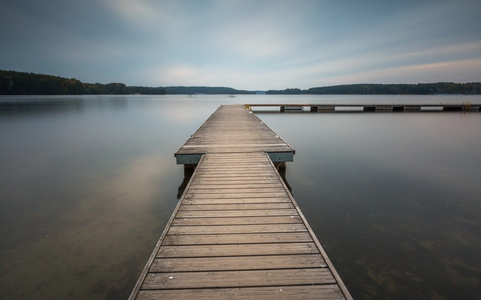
[0,95,480,299]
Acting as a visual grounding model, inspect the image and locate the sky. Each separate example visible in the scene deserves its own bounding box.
[1,0,480,90]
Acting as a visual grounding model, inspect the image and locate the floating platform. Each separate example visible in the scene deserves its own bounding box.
[129,105,352,299]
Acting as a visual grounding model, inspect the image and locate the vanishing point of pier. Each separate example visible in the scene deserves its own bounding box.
[129,105,352,299]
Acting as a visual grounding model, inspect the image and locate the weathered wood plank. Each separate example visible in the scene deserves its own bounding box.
[176,209,299,218]
[182,197,291,205]
[150,254,327,272]
[191,175,279,180]
[162,232,314,245]
[203,156,267,161]
[195,171,277,176]
[167,224,307,235]
[192,179,281,184]
[178,203,294,210]
[198,163,272,168]
[143,268,335,289]
[189,183,284,189]
[196,165,276,169]
[172,215,302,226]
[157,242,320,258]
[137,285,345,300]
[199,162,271,166]
[183,192,288,199]
[177,146,293,154]
[186,190,287,196]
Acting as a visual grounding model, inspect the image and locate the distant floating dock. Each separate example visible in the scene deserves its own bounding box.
[245,102,481,112]
[129,105,352,299]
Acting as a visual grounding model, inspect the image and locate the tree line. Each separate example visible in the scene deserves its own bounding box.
[3,70,480,95]
[0,70,256,95]
[0,70,167,95]
[266,83,481,95]
[164,86,254,94]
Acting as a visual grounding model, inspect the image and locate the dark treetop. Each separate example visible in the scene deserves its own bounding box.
[2,70,480,95]
[266,83,481,95]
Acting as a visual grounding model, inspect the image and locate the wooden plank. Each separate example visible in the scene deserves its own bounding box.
[167,224,307,235]
[151,254,327,272]
[143,268,336,289]
[178,203,294,211]
[172,216,302,226]
[201,160,269,165]
[137,285,345,300]
[182,197,291,205]
[198,162,272,167]
[176,209,299,218]
[186,187,285,193]
[199,162,271,166]
[203,155,267,159]
[191,175,279,180]
[196,167,275,172]
[195,171,277,176]
[198,163,274,167]
[189,183,283,189]
[162,232,314,245]
[192,179,281,184]
[177,146,293,154]
[183,192,288,199]
[157,242,320,258]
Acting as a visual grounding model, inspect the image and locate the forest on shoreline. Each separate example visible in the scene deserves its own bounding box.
[1,70,480,95]
[0,70,254,95]
[266,83,481,95]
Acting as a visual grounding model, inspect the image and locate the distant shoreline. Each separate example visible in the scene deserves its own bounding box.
[1,70,480,95]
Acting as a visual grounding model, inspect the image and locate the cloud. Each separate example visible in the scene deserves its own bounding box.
[101,0,166,27]
[325,58,481,85]
[1,0,481,89]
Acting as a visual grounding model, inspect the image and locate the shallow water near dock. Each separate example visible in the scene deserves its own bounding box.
[0,94,480,299]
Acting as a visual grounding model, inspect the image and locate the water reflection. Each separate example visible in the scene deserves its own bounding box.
[0,95,480,300]
[0,98,85,116]
[259,111,481,299]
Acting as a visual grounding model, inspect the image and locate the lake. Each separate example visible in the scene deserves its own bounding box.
[0,94,480,299]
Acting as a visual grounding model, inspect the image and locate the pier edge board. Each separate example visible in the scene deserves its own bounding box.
[128,155,205,300]
[264,152,353,300]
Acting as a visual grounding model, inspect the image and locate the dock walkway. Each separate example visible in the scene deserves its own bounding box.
[129,105,352,299]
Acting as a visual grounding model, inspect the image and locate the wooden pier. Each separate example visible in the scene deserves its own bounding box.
[129,105,352,299]
[245,102,481,112]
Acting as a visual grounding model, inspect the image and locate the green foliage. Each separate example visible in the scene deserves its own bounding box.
[0,70,256,95]
[0,70,166,95]
[164,86,255,94]
[266,83,481,95]
[266,88,302,95]
[3,70,479,95]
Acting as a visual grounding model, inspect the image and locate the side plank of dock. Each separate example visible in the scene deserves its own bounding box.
[129,105,352,299]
